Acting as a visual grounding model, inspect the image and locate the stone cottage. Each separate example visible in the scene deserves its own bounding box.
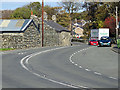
[0,15,71,49]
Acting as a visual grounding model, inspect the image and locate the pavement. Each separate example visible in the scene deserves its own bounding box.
[111,44,120,54]
[1,43,118,89]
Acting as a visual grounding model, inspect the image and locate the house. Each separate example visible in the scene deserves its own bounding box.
[72,20,84,38]
[74,27,84,38]
[71,19,88,38]
[0,15,71,49]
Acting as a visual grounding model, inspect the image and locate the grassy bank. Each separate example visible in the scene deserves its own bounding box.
[0,48,15,51]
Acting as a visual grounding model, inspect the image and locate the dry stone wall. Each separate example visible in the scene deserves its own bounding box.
[59,32,71,46]
[1,34,23,49]
[43,23,59,46]
[1,16,71,49]
[23,22,41,48]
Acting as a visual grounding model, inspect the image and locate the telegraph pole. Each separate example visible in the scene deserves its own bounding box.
[42,0,44,47]
[116,6,118,40]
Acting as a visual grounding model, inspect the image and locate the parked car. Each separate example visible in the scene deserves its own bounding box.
[76,34,80,39]
[98,36,111,47]
[89,39,98,46]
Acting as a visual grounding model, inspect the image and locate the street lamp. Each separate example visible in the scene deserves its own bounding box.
[42,0,44,47]
[116,6,118,40]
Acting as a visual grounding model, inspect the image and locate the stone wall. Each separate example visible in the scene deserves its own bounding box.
[1,33,23,49]
[1,16,71,49]
[1,21,41,49]
[32,15,60,47]
[23,22,41,48]
[43,23,59,46]
[59,31,71,46]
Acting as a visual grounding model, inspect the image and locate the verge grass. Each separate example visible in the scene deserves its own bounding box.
[0,48,15,51]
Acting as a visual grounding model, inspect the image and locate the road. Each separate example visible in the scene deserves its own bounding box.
[2,43,118,89]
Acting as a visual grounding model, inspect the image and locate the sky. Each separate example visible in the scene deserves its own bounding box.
[0,0,85,13]
[0,0,117,10]
[0,2,60,10]
[0,0,82,10]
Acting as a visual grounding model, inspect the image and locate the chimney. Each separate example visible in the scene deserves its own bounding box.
[52,15,56,22]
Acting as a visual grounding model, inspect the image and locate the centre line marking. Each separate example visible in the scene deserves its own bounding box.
[94,72,102,75]
[109,77,117,80]
[21,46,89,88]
[79,66,82,68]
[85,69,91,71]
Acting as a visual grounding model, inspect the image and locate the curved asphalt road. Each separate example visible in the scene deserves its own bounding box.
[2,44,118,88]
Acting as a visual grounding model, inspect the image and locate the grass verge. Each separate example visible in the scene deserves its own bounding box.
[0,48,15,51]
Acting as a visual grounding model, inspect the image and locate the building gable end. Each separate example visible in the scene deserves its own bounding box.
[22,19,40,33]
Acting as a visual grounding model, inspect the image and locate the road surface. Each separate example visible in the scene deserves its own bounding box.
[2,43,118,89]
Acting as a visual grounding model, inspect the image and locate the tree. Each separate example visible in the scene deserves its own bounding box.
[104,16,116,37]
[59,0,82,30]
[95,3,110,22]
[60,0,82,15]
[11,7,30,19]
[82,2,101,22]
[11,2,42,19]
[44,6,62,20]
[26,2,42,17]
[81,2,120,38]
[97,21,104,28]
[57,12,71,27]
[107,2,120,16]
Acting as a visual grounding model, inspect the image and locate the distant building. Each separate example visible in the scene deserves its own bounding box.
[72,19,85,38]
[74,27,84,37]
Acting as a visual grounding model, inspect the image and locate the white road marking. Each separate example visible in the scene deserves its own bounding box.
[18,52,27,55]
[69,59,72,62]
[20,45,117,88]
[78,85,88,88]
[69,46,118,80]
[72,62,74,64]
[21,46,88,88]
[94,72,102,75]
[79,66,82,68]
[85,69,91,71]
[109,77,117,80]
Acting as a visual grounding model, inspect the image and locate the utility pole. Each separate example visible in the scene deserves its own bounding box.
[42,0,44,47]
[116,6,118,40]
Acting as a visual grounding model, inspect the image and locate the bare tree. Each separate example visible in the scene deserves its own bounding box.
[59,0,82,31]
[60,0,82,15]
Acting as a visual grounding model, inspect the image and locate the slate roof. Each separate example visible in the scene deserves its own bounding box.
[44,20,70,32]
[0,19,32,32]
[0,19,70,33]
